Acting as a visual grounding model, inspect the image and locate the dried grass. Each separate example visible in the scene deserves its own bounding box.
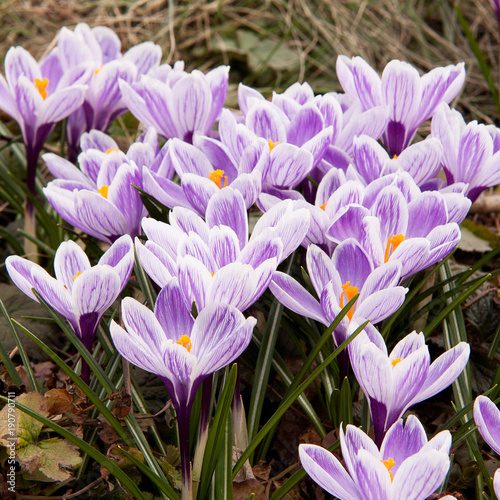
[0,0,498,122]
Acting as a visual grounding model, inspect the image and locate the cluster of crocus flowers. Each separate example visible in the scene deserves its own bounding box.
[4,25,499,499]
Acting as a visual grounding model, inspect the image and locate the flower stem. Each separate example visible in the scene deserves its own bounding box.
[177,405,193,500]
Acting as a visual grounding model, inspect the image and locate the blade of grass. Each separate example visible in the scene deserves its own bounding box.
[0,299,23,386]
[213,405,233,500]
[0,395,148,500]
[198,364,238,499]
[233,320,367,478]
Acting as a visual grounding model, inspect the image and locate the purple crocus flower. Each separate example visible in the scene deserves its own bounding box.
[43,128,164,244]
[270,240,407,376]
[349,326,470,445]
[6,235,134,382]
[0,46,87,213]
[336,55,465,156]
[142,136,263,216]
[119,62,229,143]
[136,188,310,312]
[300,415,452,500]
[110,279,256,497]
[55,23,162,155]
[325,173,468,278]
[474,395,500,498]
[431,103,500,202]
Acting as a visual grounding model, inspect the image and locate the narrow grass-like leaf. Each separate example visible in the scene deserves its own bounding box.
[198,364,238,499]
[13,318,135,446]
[118,447,181,500]
[338,377,352,428]
[0,299,23,386]
[454,3,500,116]
[255,295,359,461]
[134,184,171,223]
[233,320,367,478]
[213,407,233,500]
[1,303,37,391]
[0,395,147,500]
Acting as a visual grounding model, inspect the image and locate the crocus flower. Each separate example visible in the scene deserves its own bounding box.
[299,415,452,500]
[142,136,263,216]
[474,396,500,498]
[270,240,407,376]
[6,235,134,382]
[110,278,256,497]
[336,55,465,156]
[43,128,165,243]
[349,326,470,445]
[136,188,310,312]
[119,62,229,143]
[0,45,87,222]
[431,103,500,202]
[54,23,162,155]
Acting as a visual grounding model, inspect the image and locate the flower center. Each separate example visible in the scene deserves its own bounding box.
[209,170,228,189]
[72,271,82,281]
[176,335,192,352]
[384,234,406,263]
[34,78,49,100]
[320,201,328,211]
[268,139,280,151]
[98,185,109,199]
[381,457,396,481]
[106,148,119,154]
[391,358,402,367]
[339,281,359,321]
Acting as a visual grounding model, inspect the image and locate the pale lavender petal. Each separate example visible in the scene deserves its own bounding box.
[0,74,20,121]
[286,104,324,147]
[392,450,450,500]
[53,240,91,291]
[474,396,500,456]
[230,171,262,209]
[299,444,361,500]
[38,85,86,125]
[43,153,93,187]
[331,239,373,288]
[155,280,194,341]
[206,188,248,249]
[209,225,240,268]
[182,174,219,217]
[355,287,407,324]
[380,416,427,474]
[358,261,402,303]
[270,272,327,324]
[170,138,212,177]
[98,234,134,289]
[142,217,183,260]
[143,168,194,211]
[371,187,408,243]
[5,256,41,301]
[306,244,337,296]
[178,232,217,273]
[410,342,470,405]
[209,263,257,310]
[205,65,229,126]
[354,449,391,500]
[389,331,426,360]
[246,101,288,143]
[353,135,389,184]
[177,255,212,311]
[5,46,41,85]
[238,235,282,268]
[238,83,265,116]
[406,192,448,237]
[169,206,210,242]
[135,239,176,288]
[267,144,314,188]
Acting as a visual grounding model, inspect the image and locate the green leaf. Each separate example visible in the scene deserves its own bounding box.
[0,395,148,500]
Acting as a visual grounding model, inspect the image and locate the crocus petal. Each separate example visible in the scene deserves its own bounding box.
[98,234,134,289]
[270,272,327,324]
[5,256,41,302]
[53,240,92,290]
[299,444,361,500]
[354,449,391,500]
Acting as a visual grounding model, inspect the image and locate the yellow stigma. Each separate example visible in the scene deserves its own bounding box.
[72,271,82,281]
[268,139,280,151]
[391,358,402,367]
[340,281,359,321]
[34,78,49,99]
[106,148,119,154]
[98,185,109,198]
[94,65,103,75]
[176,335,192,352]
[381,457,396,481]
[320,201,328,211]
[384,234,406,263]
[208,169,228,189]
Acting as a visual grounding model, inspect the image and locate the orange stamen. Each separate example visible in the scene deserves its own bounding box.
[105,148,119,154]
[98,185,109,198]
[268,139,280,151]
[384,234,406,263]
[94,65,103,75]
[208,169,228,189]
[391,358,402,367]
[381,457,396,481]
[339,281,359,321]
[320,201,328,211]
[34,78,49,100]
[176,335,192,352]
[72,271,82,281]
